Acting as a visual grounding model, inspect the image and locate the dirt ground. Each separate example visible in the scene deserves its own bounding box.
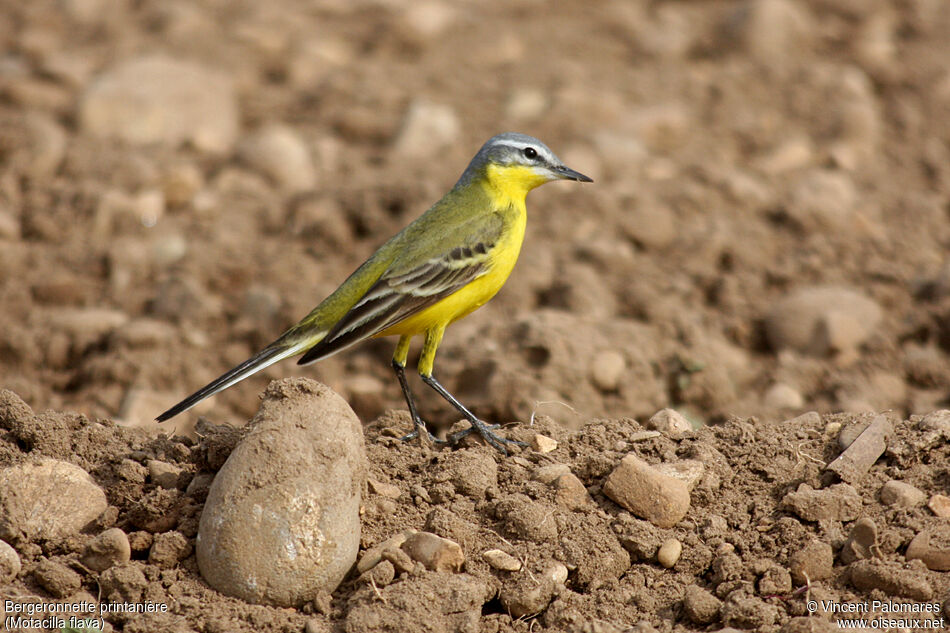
[1,0,950,631]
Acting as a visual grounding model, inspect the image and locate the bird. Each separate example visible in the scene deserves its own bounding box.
[156,132,592,452]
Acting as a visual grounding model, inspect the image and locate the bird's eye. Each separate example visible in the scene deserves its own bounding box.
[523,147,538,160]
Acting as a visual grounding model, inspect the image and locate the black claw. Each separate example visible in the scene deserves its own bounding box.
[448,419,526,454]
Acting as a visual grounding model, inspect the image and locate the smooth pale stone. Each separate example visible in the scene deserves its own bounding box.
[0,458,107,542]
[197,378,366,606]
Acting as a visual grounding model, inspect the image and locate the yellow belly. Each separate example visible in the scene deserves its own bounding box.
[377,207,526,337]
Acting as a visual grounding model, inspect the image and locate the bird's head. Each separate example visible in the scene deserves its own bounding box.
[458,132,593,197]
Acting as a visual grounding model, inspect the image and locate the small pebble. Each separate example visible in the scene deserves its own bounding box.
[646,408,692,438]
[147,459,183,489]
[652,460,705,491]
[552,473,591,510]
[879,480,926,507]
[482,549,522,571]
[357,532,413,574]
[905,528,950,571]
[848,559,933,600]
[82,527,131,572]
[840,517,877,564]
[764,383,804,409]
[530,434,558,453]
[401,531,464,572]
[657,538,683,568]
[0,458,108,542]
[602,454,691,528]
[381,547,416,575]
[589,350,626,392]
[531,463,572,484]
[927,494,950,518]
[367,478,402,499]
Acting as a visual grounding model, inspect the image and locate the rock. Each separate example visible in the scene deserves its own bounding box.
[905,528,950,571]
[764,286,882,356]
[652,460,705,491]
[788,540,834,584]
[79,55,238,153]
[382,547,416,575]
[646,408,692,438]
[552,473,591,510]
[825,415,892,483]
[879,480,926,507]
[589,350,626,392]
[603,454,691,528]
[682,585,721,624]
[840,517,877,565]
[367,478,401,499]
[34,558,82,598]
[918,410,950,433]
[82,528,131,572]
[239,124,316,193]
[0,458,108,542]
[401,532,464,572]
[764,383,804,409]
[482,549,521,571]
[0,207,20,240]
[393,100,459,158]
[929,494,950,517]
[781,483,863,522]
[657,538,682,568]
[530,434,558,453]
[786,169,858,231]
[499,562,568,618]
[531,463,572,484]
[162,162,204,207]
[197,378,367,606]
[147,460,183,490]
[848,559,933,600]
[357,532,413,574]
[837,419,872,450]
[0,539,21,582]
[149,531,192,569]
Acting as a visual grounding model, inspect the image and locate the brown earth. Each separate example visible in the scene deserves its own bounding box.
[1,0,950,631]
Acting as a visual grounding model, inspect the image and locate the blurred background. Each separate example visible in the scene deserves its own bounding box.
[1,0,949,436]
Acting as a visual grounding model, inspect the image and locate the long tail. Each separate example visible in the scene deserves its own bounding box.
[155,338,312,422]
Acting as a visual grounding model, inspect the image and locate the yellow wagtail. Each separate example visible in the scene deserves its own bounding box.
[156,132,592,451]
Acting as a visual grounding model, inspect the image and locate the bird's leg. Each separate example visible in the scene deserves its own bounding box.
[392,335,443,445]
[419,327,525,454]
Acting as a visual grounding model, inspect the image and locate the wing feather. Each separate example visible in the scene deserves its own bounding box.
[297,239,495,364]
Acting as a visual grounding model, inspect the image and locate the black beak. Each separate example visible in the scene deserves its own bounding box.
[555,165,593,183]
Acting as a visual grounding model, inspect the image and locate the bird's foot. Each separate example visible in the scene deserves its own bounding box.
[447,419,527,455]
[399,418,446,446]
